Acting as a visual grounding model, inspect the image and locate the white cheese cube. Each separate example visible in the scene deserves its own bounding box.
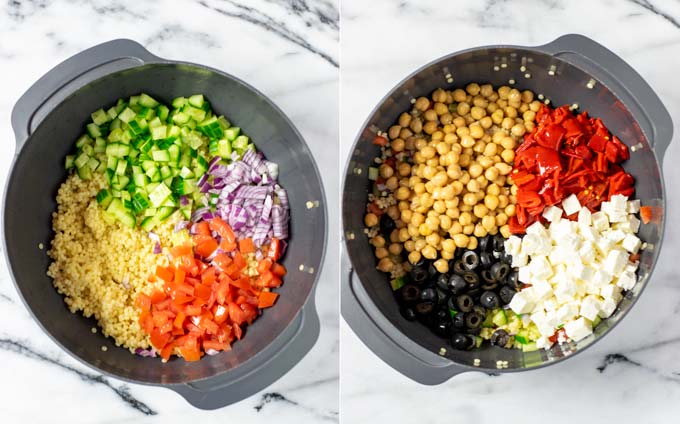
[592,211,609,231]
[550,219,574,242]
[580,226,600,241]
[577,207,592,227]
[549,247,569,266]
[598,298,618,318]
[562,194,582,216]
[595,237,615,256]
[579,295,601,321]
[526,221,549,238]
[605,229,626,243]
[509,290,536,314]
[556,302,579,323]
[608,211,628,223]
[543,297,558,312]
[575,280,587,297]
[518,266,531,283]
[627,215,641,233]
[592,269,613,287]
[529,257,553,281]
[531,279,553,301]
[579,242,597,264]
[564,317,593,342]
[610,194,628,211]
[521,233,539,256]
[536,336,551,350]
[603,249,629,275]
[504,236,522,256]
[625,262,639,274]
[572,261,595,282]
[616,271,637,291]
[542,205,563,223]
[627,199,641,213]
[600,284,623,303]
[558,233,582,252]
[621,234,641,253]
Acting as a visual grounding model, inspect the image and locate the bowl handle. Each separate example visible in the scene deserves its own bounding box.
[535,34,673,163]
[341,248,468,384]
[10,39,162,152]
[169,300,320,409]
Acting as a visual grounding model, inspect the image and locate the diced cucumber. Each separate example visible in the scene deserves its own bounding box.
[138,93,159,108]
[131,193,150,213]
[148,182,171,207]
[106,143,131,158]
[172,111,189,125]
[151,125,167,140]
[185,106,206,122]
[492,309,508,327]
[74,152,90,169]
[108,128,124,142]
[93,137,106,153]
[197,116,224,139]
[155,206,175,221]
[106,107,119,120]
[115,159,127,176]
[86,157,99,171]
[91,109,110,125]
[65,155,75,169]
[159,165,172,180]
[188,94,204,108]
[232,135,249,150]
[521,342,538,352]
[76,134,92,148]
[96,189,113,208]
[179,166,194,179]
[76,165,92,180]
[368,167,379,180]
[140,216,159,231]
[172,97,188,109]
[152,150,170,162]
[118,107,136,123]
[390,277,405,291]
[224,127,240,141]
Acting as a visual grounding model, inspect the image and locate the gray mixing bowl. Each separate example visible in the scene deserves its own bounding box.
[3,39,327,409]
[342,34,672,382]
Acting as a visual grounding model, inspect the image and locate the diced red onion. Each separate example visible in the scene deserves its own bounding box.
[148,231,160,242]
[174,220,190,233]
[180,196,189,206]
[153,242,162,254]
[135,348,157,357]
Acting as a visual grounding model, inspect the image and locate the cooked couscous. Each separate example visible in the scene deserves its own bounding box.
[47,173,188,351]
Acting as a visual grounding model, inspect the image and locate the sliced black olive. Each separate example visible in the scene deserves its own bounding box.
[493,234,505,251]
[456,294,474,312]
[490,329,511,348]
[435,288,449,305]
[481,269,496,284]
[428,261,438,279]
[420,287,438,303]
[467,327,482,336]
[479,252,493,268]
[435,273,450,291]
[452,259,466,275]
[499,285,516,304]
[400,307,417,321]
[472,304,486,317]
[478,235,493,252]
[410,265,428,284]
[452,311,466,329]
[400,284,421,304]
[501,251,514,264]
[481,282,498,291]
[467,288,481,299]
[491,262,510,281]
[463,271,480,287]
[480,290,501,309]
[433,315,453,337]
[450,333,474,350]
[415,301,435,315]
[448,274,467,294]
[462,250,479,270]
[379,214,396,237]
[506,270,521,289]
[465,311,484,329]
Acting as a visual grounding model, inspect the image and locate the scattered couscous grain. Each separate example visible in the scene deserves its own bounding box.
[47,173,189,352]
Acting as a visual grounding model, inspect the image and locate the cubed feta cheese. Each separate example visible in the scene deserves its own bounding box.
[598,298,617,318]
[512,252,529,268]
[572,261,595,282]
[603,249,629,275]
[608,211,628,223]
[625,262,639,274]
[610,194,628,211]
[592,211,609,231]
[542,205,563,223]
[605,229,626,243]
[627,199,641,213]
[558,233,582,252]
[578,207,592,227]
[580,225,600,241]
[543,297,558,312]
[591,269,613,287]
[509,290,536,314]
[579,295,601,321]
[536,336,551,349]
[518,266,531,283]
[621,234,641,253]
[550,219,574,242]
[616,271,637,291]
[556,302,579,323]
[627,215,641,233]
[531,279,553,301]
[579,242,597,264]
[562,194,582,216]
[564,317,593,342]
[526,221,549,238]
[575,280,587,297]
[521,233,541,256]
[504,236,522,256]
[529,257,553,281]
[600,284,623,303]
[595,237,615,256]
[548,247,569,266]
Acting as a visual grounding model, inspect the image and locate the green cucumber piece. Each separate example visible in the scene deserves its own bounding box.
[148,182,171,207]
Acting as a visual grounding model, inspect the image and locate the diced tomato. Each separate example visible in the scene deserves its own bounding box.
[268,238,283,262]
[233,323,243,340]
[184,304,203,316]
[173,311,186,329]
[179,345,201,362]
[195,239,218,258]
[201,267,217,285]
[238,238,256,254]
[150,328,171,350]
[271,263,287,277]
[215,280,230,305]
[170,244,192,258]
[149,290,167,304]
[156,266,174,283]
[372,135,388,146]
[640,206,653,224]
[209,217,236,244]
[212,253,232,271]
[203,340,228,352]
[213,304,228,324]
[194,221,211,236]
[136,293,151,311]
[258,291,279,308]
[194,284,212,301]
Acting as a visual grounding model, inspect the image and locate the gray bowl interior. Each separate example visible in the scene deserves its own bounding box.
[4,63,325,384]
[343,47,664,371]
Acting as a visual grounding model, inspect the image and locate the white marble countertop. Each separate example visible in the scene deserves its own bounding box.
[0,0,338,422]
[341,0,680,422]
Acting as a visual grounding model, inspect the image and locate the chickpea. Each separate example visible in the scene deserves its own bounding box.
[410,118,423,134]
[484,167,500,181]
[481,215,496,231]
[501,117,515,130]
[405,137,416,150]
[397,162,411,177]
[408,251,421,264]
[375,247,388,259]
[483,142,498,157]
[473,204,488,218]
[459,211,473,226]
[423,109,438,122]
[462,224,474,235]
[433,200,446,214]
[445,207,460,219]
[415,97,430,111]
[495,162,513,175]
[467,236,478,250]
[523,110,536,122]
[423,121,438,134]
[396,186,411,200]
[391,138,405,153]
[388,125,401,140]
[364,213,378,227]
[403,239,415,252]
[491,109,504,125]
[530,100,541,112]
[500,225,512,238]
[460,135,476,149]
[398,112,412,127]
[466,83,481,96]
[511,123,526,137]
[451,89,465,102]
[371,235,386,248]
[421,245,437,260]
[479,156,494,169]
[525,121,535,133]
[505,204,516,217]
[519,103,529,114]
[495,213,508,226]
[439,215,452,230]
[449,221,463,235]
[474,223,488,238]
[451,180,464,195]
[440,185,455,200]
[435,142,451,156]
[425,216,440,231]
[407,224,419,238]
[470,106,486,120]
[398,200,409,211]
[440,113,453,125]
[473,140,487,154]
[453,116,466,128]
[434,258,449,274]
[426,233,441,247]
[500,136,516,150]
[468,163,483,178]
[379,164,394,179]
[390,229,400,243]
[456,102,471,116]
[501,149,515,163]
[411,212,424,226]
[453,233,469,248]
[521,90,534,103]
[498,194,510,209]
[463,192,477,206]
[377,257,394,272]
[459,170,471,184]
[400,127,413,139]
[398,228,410,242]
[385,176,399,191]
[479,116,493,129]
[498,86,510,99]
[467,179,481,193]
[469,124,484,139]
[388,243,403,256]
[434,102,449,116]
